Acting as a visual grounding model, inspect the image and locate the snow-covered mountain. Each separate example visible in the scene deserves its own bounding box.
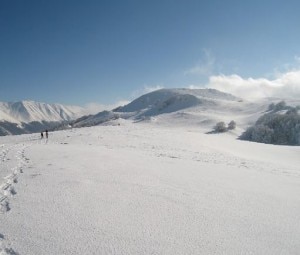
[0,101,85,135]
[70,88,300,137]
[1,92,300,254]
[0,101,84,124]
[118,88,240,113]
[70,88,248,129]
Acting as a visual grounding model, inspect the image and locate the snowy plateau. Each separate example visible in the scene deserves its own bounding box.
[0,88,300,254]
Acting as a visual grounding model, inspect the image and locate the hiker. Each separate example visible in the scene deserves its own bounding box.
[41,132,44,139]
[45,130,48,139]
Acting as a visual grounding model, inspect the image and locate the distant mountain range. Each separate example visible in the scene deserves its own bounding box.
[0,101,84,135]
[1,88,299,136]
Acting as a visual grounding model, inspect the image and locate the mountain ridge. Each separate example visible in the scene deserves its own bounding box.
[0,100,85,136]
[0,100,84,124]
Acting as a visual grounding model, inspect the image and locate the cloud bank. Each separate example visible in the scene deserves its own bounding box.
[205,70,300,99]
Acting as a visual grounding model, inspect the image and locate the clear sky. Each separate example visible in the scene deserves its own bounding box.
[1,0,300,106]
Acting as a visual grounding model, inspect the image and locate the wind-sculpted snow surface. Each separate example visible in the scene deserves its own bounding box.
[0,122,300,254]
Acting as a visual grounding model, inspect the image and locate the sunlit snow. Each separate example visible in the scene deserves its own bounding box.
[0,119,299,254]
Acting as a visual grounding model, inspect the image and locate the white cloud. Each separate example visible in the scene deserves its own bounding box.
[206,70,300,99]
[184,49,215,76]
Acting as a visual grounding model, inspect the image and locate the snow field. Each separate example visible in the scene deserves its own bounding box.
[0,122,300,254]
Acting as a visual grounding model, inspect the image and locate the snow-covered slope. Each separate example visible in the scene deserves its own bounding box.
[0,122,299,254]
[0,101,84,124]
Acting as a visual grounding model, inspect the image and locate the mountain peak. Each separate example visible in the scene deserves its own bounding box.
[118,88,240,114]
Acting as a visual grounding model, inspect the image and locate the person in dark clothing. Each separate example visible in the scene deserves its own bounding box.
[45,130,48,139]
[41,132,44,139]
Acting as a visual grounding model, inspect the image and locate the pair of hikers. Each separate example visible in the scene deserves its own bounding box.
[41,130,49,139]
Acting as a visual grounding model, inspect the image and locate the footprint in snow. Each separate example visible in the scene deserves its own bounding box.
[9,187,16,196]
[0,200,10,213]
[1,248,20,255]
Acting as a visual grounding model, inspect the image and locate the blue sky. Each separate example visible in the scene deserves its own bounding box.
[1,0,300,106]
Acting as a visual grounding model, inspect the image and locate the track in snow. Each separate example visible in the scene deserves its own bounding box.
[0,142,31,254]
